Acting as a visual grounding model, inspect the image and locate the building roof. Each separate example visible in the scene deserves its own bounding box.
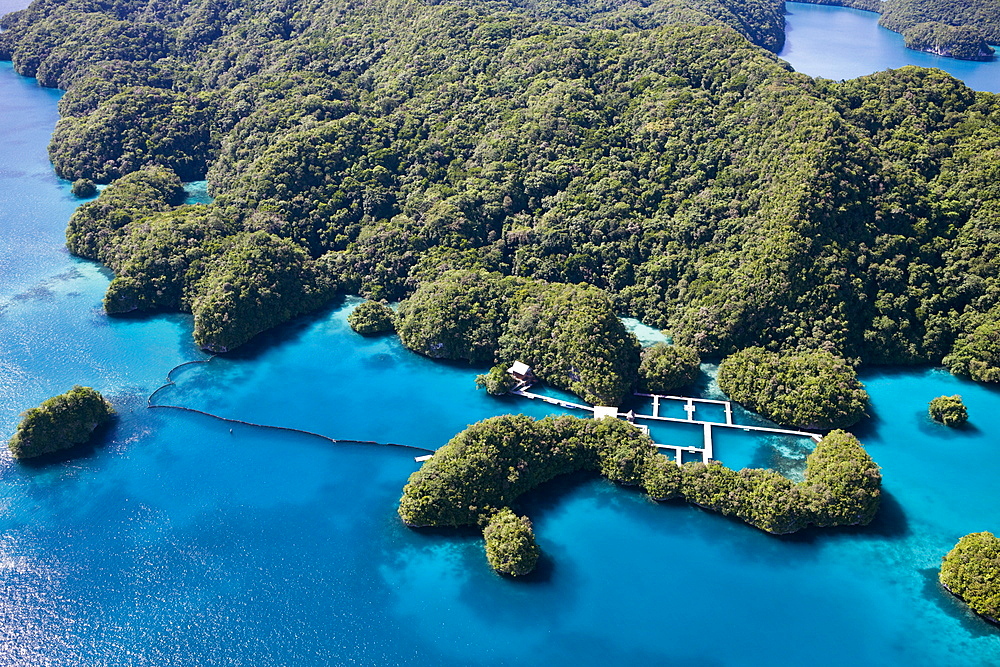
[507,361,532,376]
[593,406,620,420]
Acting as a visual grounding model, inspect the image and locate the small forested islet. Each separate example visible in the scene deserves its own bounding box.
[939,532,1000,623]
[7,386,115,460]
[929,394,969,426]
[717,347,869,430]
[347,300,396,336]
[483,508,541,577]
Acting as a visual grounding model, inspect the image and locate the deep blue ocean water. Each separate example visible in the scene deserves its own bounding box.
[780,2,1000,93]
[3,8,1000,665]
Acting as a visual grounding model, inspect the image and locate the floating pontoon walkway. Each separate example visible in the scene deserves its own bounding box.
[507,387,821,466]
[509,388,592,412]
[635,392,734,425]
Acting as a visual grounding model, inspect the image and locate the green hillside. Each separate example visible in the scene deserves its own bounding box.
[1,0,999,382]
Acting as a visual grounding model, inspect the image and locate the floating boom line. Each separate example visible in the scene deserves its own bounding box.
[147,357,436,455]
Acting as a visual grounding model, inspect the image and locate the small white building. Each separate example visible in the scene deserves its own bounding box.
[593,406,620,420]
[507,361,534,382]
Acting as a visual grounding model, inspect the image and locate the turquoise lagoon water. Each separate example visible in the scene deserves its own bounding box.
[4,29,1000,667]
[780,2,1000,93]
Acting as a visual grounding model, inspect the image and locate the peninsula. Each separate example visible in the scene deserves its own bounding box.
[399,415,880,574]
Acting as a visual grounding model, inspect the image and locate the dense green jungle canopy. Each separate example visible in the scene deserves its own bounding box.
[3,0,1000,381]
[718,347,868,429]
[398,415,881,555]
[397,269,640,404]
[879,0,1000,45]
[939,531,1000,623]
[7,386,115,459]
[901,21,995,61]
[928,393,968,425]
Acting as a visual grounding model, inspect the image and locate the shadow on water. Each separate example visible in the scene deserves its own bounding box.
[514,470,601,520]
[216,296,348,362]
[775,489,910,546]
[15,418,118,467]
[920,567,1000,638]
[850,404,883,441]
[509,550,556,584]
[407,523,483,540]
[916,412,981,438]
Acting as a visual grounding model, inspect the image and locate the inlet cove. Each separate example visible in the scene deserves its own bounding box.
[2,0,1000,663]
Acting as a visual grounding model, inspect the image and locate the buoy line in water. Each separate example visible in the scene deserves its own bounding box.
[147,357,436,455]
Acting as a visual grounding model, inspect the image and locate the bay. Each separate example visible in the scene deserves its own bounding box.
[780,2,1000,94]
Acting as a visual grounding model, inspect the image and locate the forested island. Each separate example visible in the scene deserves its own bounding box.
[717,348,868,429]
[0,0,999,386]
[798,0,998,60]
[347,300,395,335]
[940,532,1000,623]
[7,386,115,459]
[399,415,880,574]
[929,394,969,425]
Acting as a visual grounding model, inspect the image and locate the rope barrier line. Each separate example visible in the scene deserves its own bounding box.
[147,355,217,407]
[147,359,436,455]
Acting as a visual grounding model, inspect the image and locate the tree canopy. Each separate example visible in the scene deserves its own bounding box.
[717,347,869,430]
[483,509,541,576]
[347,300,395,336]
[8,386,115,459]
[880,0,1000,45]
[940,532,1000,623]
[929,394,968,426]
[397,270,641,405]
[902,22,994,61]
[0,0,999,372]
[637,343,701,394]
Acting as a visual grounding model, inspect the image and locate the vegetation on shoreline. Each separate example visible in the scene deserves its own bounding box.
[794,0,881,12]
[397,270,640,405]
[637,343,701,394]
[476,364,517,396]
[902,22,994,61]
[71,178,96,198]
[939,532,1000,623]
[348,301,395,336]
[717,348,869,430]
[8,386,115,459]
[399,415,880,573]
[880,0,1000,46]
[0,0,999,376]
[797,0,999,60]
[929,395,968,426]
